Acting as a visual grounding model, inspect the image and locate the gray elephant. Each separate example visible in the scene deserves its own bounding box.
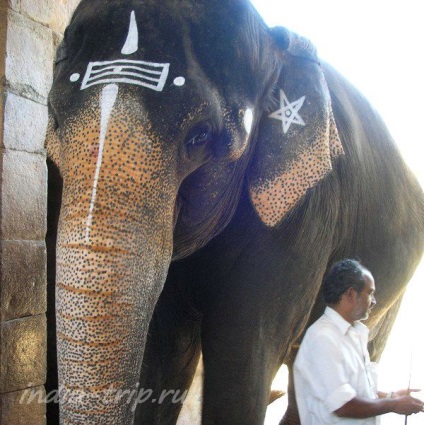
[45,0,424,424]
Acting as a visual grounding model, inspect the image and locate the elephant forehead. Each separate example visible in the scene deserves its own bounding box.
[55,0,266,112]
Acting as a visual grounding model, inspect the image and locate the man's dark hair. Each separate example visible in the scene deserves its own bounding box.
[323,259,368,305]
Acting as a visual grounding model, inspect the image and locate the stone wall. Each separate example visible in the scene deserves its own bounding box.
[0,1,80,424]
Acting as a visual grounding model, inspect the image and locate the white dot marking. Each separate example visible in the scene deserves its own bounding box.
[70,73,80,82]
[173,77,186,86]
[244,108,254,134]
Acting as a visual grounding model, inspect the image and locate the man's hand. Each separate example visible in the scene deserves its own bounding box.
[391,395,423,415]
[335,393,424,418]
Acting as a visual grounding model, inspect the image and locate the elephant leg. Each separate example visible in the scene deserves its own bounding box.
[134,267,202,425]
[198,284,300,424]
[201,314,280,425]
[367,297,403,362]
[189,181,339,425]
[279,349,300,425]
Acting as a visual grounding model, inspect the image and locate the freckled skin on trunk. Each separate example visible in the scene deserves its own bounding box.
[48,86,178,424]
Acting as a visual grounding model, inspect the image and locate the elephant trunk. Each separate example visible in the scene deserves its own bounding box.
[53,85,177,424]
[56,225,172,424]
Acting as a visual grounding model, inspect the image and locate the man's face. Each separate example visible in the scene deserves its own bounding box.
[352,269,376,322]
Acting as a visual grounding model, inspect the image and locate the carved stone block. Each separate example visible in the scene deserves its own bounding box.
[3,91,48,152]
[0,149,47,240]
[0,240,47,322]
[5,10,53,103]
[0,315,46,393]
[0,386,46,425]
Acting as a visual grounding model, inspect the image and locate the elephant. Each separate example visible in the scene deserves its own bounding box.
[44,0,424,424]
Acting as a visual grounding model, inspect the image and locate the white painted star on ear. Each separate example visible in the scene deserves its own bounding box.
[269,90,306,134]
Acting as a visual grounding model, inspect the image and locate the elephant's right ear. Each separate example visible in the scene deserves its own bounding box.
[248,28,344,227]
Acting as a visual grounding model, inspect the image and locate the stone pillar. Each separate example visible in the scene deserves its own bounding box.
[0,1,80,424]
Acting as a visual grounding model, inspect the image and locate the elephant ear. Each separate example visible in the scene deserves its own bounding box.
[248,28,344,227]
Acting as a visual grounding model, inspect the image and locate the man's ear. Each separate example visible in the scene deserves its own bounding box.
[346,287,358,302]
[248,28,344,227]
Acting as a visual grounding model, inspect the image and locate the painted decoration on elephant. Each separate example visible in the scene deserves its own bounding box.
[85,83,119,242]
[173,76,186,86]
[121,10,139,55]
[244,108,254,134]
[269,89,305,133]
[69,10,187,92]
[79,59,170,91]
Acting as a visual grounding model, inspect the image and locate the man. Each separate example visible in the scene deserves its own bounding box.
[293,259,423,424]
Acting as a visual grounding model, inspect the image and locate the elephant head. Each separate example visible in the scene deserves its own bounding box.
[47,1,278,422]
[46,1,342,423]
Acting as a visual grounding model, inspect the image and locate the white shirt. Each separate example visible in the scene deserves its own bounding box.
[293,307,379,425]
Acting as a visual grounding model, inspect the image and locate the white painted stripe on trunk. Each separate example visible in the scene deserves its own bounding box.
[85,84,119,243]
[121,11,139,55]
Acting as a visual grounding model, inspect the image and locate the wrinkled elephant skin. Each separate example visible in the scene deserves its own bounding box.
[47,1,278,423]
[45,1,424,425]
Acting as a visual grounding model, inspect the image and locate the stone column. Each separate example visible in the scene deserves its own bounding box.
[0,1,79,424]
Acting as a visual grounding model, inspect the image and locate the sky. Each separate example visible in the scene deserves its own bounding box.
[248,1,423,424]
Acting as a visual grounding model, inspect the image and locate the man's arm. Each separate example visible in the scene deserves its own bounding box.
[335,395,424,418]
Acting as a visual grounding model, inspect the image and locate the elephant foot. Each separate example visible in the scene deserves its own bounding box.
[278,409,300,425]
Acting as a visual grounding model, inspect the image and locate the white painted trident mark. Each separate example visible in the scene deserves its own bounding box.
[80,59,170,91]
[73,9,185,92]
[85,84,119,243]
[121,11,139,55]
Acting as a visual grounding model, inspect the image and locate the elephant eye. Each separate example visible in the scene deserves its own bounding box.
[184,124,215,163]
[186,127,213,147]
